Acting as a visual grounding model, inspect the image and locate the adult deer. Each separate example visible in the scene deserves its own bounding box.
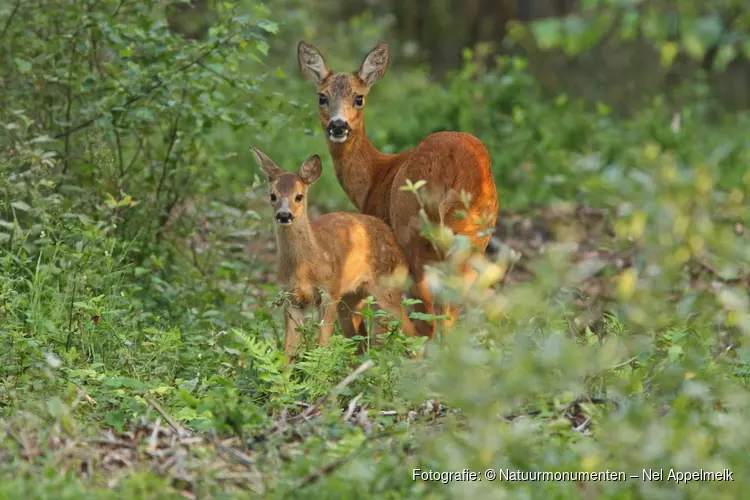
[298,40,499,338]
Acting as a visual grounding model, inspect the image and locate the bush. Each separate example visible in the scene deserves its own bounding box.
[0,1,749,498]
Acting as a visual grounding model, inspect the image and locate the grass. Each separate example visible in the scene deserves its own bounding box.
[1,3,750,498]
[1,185,748,498]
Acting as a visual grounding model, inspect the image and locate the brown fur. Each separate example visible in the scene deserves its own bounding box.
[298,41,500,338]
[251,147,418,360]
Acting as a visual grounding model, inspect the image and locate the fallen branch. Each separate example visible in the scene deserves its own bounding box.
[289,360,375,424]
[691,256,750,285]
[608,356,637,371]
[146,396,188,437]
[343,393,363,422]
[210,430,255,469]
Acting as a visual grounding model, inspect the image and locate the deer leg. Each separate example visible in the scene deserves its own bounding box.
[435,264,478,333]
[337,291,368,354]
[284,305,305,361]
[370,285,422,359]
[318,295,339,346]
[370,286,418,338]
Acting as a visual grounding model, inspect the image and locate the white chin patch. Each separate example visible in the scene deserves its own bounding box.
[277,220,293,226]
[328,133,349,143]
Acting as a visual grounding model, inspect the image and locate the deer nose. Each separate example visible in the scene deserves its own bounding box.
[276,211,294,224]
[327,119,350,137]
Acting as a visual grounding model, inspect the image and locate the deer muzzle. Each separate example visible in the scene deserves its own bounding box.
[326,119,351,142]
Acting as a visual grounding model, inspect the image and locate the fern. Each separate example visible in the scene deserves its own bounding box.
[231,328,298,407]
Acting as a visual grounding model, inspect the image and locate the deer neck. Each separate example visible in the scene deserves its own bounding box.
[275,215,316,275]
[326,128,392,213]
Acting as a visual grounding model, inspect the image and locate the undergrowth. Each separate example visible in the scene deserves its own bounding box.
[1,1,749,499]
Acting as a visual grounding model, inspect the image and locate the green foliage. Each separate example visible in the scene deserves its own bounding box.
[1,1,750,498]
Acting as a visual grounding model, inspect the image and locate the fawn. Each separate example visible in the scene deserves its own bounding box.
[251,146,418,359]
[297,40,499,338]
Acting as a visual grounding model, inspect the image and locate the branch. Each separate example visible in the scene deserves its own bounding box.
[146,396,189,437]
[114,123,124,177]
[0,0,21,41]
[61,18,84,175]
[155,85,186,201]
[289,360,375,425]
[54,30,241,140]
[292,430,395,491]
[123,135,144,176]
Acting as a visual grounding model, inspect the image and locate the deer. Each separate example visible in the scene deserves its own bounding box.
[297,40,499,339]
[251,146,419,360]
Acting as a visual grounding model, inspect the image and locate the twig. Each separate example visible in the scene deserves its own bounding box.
[692,256,749,285]
[114,123,125,177]
[357,406,373,436]
[146,396,188,437]
[211,431,255,469]
[573,417,591,433]
[70,382,97,406]
[61,16,86,175]
[291,430,394,491]
[54,29,242,140]
[123,135,143,176]
[608,356,636,371]
[197,61,239,86]
[0,0,21,41]
[84,438,136,449]
[112,0,126,17]
[342,393,363,422]
[65,268,79,351]
[155,85,186,201]
[148,417,162,452]
[331,360,375,396]
[292,360,374,424]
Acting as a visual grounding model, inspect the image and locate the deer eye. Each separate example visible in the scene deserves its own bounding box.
[318,94,329,106]
[270,193,277,202]
[354,95,364,107]
[295,194,303,202]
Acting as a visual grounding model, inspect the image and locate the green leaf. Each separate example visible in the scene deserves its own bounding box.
[692,15,723,48]
[682,33,705,60]
[619,9,639,40]
[713,44,737,72]
[14,58,32,74]
[660,42,679,68]
[105,410,126,432]
[256,20,279,35]
[532,19,562,50]
[103,377,147,390]
[409,312,451,321]
[11,201,31,212]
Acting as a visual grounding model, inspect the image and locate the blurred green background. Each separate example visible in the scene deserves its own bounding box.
[1,1,749,498]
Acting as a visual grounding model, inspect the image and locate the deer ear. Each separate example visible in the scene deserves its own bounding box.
[250,146,284,181]
[298,155,322,185]
[356,41,389,87]
[298,41,331,85]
